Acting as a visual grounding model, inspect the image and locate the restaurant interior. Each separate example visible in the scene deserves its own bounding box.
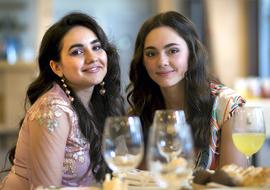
[0,0,269,186]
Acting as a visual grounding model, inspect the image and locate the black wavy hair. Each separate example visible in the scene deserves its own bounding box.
[126,11,215,149]
[7,12,125,182]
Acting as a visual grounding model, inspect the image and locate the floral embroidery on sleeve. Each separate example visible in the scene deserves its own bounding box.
[29,96,73,132]
[35,107,62,132]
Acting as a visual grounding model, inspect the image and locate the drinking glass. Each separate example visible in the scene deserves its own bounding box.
[102,116,144,180]
[232,106,266,166]
[147,110,194,189]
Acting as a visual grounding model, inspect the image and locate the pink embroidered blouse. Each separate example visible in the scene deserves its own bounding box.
[1,84,97,190]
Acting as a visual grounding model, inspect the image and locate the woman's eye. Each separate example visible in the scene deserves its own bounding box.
[168,48,179,55]
[93,45,102,51]
[168,48,179,54]
[145,51,156,57]
[70,48,83,56]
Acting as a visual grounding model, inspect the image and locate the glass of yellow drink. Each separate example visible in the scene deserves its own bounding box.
[232,106,266,166]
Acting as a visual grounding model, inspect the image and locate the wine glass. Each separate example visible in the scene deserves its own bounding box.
[147,110,194,189]
[102,116,144,180]
[232,106,266,166]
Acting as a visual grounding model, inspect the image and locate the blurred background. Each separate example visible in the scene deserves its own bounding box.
[0,0,269,178]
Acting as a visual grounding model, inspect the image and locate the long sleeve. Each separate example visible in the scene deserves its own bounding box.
[0,84,93,190]
[28,98,71,189]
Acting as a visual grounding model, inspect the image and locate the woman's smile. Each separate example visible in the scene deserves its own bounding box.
[82,65,102,73]
[156,69,175,76]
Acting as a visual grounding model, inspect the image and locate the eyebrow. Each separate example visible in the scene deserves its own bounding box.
[68,39,100,51]
[144,43,180,51]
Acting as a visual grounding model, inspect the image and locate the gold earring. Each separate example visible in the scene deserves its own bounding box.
[99,81,106,95]
[61,78,74,102]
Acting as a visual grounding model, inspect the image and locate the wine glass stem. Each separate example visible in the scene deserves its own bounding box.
[246,156,251,167]
[116,171,125,182]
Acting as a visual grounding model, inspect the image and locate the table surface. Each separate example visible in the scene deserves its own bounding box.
[40,184,270,190]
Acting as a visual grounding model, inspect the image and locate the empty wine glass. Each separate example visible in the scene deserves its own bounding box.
[232,106,266,166]
[102,116,144,180]
[147,110,194,189]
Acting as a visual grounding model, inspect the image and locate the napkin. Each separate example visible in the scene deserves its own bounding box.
[114,169,157,187]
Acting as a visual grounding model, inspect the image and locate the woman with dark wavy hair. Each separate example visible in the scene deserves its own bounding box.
[1,12,125,189]
[127,11,246,170]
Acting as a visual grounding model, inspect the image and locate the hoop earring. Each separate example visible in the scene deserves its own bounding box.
[61,77,74,102]
[99,81,106,95]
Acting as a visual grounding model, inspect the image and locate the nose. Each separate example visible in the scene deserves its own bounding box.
[157,53,169,67]
[85,49,98,64]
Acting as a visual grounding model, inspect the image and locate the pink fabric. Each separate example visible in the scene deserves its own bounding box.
[0,84,97,190]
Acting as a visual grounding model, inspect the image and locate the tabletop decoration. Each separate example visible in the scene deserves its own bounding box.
[103,173,127,190]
